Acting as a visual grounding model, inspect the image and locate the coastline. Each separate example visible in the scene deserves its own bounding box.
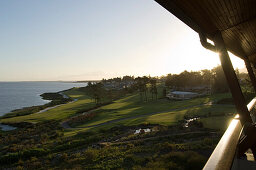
[37,98,78,114]
[0,81,87,116]
[0,88,75,131]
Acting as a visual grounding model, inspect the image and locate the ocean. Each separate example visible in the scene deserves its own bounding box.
[0,81,87,116]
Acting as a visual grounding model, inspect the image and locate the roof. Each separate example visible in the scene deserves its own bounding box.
[171,91,198,95]
[155,0,256,65]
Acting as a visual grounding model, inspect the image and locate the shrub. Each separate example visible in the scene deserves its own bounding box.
[0,152,19,164]
[84,149,98,162]
[22,148,49,159]
[123,155,135,168]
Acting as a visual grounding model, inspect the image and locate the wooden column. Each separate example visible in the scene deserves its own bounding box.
[244,57,256,93]
[214,32,252,125]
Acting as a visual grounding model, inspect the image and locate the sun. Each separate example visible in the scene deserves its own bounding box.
[159,31,245,76]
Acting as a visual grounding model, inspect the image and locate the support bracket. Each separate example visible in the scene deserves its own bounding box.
[199,32,216,52]
[238,123,256,159]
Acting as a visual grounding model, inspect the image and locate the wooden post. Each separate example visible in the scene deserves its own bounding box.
[244,57,256,93]
[214,32,252,125]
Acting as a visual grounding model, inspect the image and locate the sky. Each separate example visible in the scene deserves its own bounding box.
[0,0,245,81]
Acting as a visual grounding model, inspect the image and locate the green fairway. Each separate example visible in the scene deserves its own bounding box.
[118,110,187,126]
[0,88,96,123]
[70,92,234,132]
[184,104,236,117]
[78,103,236,132]
[200,116,234,132]
[1,86,235,136]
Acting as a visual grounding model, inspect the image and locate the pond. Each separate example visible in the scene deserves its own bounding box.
[0,123,16,131]
[184,117,200,128]
[134,128,151,134]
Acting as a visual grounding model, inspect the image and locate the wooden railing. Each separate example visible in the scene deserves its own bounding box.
[203,98,256,170]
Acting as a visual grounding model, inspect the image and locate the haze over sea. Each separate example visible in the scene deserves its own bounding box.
[0,81,87,116]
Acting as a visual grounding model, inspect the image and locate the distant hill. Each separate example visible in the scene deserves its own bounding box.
[75,80,101,83]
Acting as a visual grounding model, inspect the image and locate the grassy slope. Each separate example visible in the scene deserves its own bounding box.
[80,104,235,134]
[117,105,235,126]
[1,86,235,135]
[74,92,233,128]
[0,88,95,123]
[200,116,234,132]
[63,93,235,138]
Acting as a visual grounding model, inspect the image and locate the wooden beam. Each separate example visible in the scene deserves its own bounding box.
[244,57,256,93]
[214,32,252,125]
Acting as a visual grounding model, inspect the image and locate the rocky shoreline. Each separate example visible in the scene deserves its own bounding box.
[0,89,74,131]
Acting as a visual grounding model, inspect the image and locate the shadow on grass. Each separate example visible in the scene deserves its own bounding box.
[72,93,233,129]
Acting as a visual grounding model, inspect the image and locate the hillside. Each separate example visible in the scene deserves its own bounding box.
[0,85,236,169]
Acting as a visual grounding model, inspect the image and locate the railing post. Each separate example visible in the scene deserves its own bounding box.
[214,32,252,125]
[244,57,256,93]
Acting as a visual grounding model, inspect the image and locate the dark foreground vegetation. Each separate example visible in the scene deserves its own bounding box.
[0,65,254,169]
[0,120,218,169]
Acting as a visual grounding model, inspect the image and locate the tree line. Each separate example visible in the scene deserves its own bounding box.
[165,65,229,93]
[82,76,159,104]
[81,65,248,104]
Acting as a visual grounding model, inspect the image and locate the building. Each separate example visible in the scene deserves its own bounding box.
[167,91,198,100]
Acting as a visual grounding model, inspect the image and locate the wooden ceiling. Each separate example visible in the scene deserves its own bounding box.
[155,0,256,64]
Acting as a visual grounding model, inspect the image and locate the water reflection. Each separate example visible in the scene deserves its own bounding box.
[0,123,16,131]
[184,117,200,128]
[134,128,151,134]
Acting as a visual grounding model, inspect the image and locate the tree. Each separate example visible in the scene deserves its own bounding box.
[135,76,149,102]
[162,87,167,98]
[149,78,157,100]
[201,69,212,86]
[165,74,173,88]
[211,65,229,93]
[85,82,105,105]
[165,70,208,90]
[142,76,149,101]
[122,75,134,82]
[87,81,92,87]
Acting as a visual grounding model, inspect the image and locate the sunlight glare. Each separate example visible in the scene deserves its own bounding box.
[162,32,220,75]
[160,31,245,76]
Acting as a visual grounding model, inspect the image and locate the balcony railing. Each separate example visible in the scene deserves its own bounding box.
[203,98,256,170]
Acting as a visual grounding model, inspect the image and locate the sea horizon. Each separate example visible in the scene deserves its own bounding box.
[0,81,87,116]
[0,80,98,82]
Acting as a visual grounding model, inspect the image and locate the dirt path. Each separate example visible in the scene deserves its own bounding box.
[37,100,77,114]
[37,92,77,114]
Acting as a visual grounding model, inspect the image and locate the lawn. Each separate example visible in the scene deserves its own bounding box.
[80,104,236,132]
[1,86,235,136]
[200,116,234,132]
[184,104,236,117]
[74,92,232,128]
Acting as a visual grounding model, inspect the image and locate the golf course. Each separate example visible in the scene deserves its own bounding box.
[0,86,236,135]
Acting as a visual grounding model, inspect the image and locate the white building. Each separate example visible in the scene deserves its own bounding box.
[167,91,198,100]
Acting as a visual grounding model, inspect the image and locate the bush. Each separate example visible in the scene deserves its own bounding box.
[84,149,98,162]
[0,148,49,165]
[216,98,234,104]
[123,155,135,168]
[162,151,206,170]
[187,155,206,170]
[53,139,86,152]
[22,148,49,159]
[160,142,173,153]
[0,152,19,164]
